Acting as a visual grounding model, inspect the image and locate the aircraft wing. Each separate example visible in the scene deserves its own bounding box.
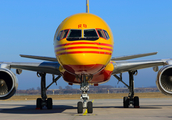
[20,54,57,61]
[0,61,61,75]
[111,59,172,74]
[111,52,157,61]
[0,55,61,75]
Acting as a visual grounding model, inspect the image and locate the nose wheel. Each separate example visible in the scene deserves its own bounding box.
[77,101,83,113]
[77,101,93,114]
[87,101,93,113]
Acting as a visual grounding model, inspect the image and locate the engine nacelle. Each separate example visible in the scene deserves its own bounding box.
[0,68,18,99]
[156,65,172,96]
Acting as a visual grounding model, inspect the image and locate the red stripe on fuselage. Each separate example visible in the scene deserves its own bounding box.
[56,51,112,55]
[55,42,113,48]
[55,46,113,52]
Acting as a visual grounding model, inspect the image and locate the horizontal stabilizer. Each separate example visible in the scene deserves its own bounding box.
[111,52,157,61]
[20,54,57,61]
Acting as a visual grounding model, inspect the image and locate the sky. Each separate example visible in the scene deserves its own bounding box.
[0,0,172,90]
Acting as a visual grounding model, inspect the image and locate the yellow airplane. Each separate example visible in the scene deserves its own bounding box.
[0,0,172,114]
[54,12,114,84]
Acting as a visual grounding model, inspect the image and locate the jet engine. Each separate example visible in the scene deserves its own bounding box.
[156,65,172,96]
[0,68,18,99]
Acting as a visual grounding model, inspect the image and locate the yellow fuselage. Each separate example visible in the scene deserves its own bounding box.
[54,13,114,84]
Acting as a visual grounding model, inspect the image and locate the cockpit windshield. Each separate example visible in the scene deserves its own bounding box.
[67,29,82,41]
[84,29,98,37]
[83,29,99,40]
[61,30,69,39]
[68,30,81,37]
[97,29,110,40]
[59,28,110,41]
[67,29,99,41]
[56,29,69,41]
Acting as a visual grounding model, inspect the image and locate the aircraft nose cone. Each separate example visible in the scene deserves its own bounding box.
[62,51,102,74]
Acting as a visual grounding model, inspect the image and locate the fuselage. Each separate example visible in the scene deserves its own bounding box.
[54,13,114,85]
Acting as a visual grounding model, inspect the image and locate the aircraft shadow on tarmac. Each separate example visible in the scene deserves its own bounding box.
[0,104,168,114]
[93,105,162,109]
[0,104,76,114]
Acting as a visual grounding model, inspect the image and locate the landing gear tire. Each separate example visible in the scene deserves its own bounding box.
[87,101,93,113]
[123,97,129,108]
[47,98,53,109]
[77,101,83,113]
[134,96,140,108]
[36,98,42,109]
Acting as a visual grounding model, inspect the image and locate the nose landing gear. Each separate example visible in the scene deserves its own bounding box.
[77,74,93,114]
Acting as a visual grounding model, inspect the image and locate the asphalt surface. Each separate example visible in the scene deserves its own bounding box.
[0,98,172,120]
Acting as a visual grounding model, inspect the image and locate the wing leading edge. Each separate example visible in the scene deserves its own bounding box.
[0,55,60,75]
[111,52,172,74]
[111,52,157,61]
[111,59,172,74]
[20,54,57,61]
[0,62,61,75]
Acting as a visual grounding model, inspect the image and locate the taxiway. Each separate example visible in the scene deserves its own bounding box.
[0,98,172,120]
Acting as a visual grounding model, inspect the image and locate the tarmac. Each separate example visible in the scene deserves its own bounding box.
[0,98,172,120]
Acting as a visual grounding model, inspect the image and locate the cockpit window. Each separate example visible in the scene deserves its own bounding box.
[68,29,82,38]
[66,29,82,41]
[97,29,106,39]
[83,29,99,40]
[64,28,109,41]
[103,30,110,40]
[96,29,110,40]
[61,29,69,39]
[84,29,98,37]
[56,29,69,41]
[56,31,63,41]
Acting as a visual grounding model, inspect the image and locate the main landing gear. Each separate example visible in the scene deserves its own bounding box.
[77,74,93,114]
[114,71,140,108]
[36,72,61,109]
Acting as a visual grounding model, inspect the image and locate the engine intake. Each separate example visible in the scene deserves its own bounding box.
[0,68,18,99]
[156,65,172,96]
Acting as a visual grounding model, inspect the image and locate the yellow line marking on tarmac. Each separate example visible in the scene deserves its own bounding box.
[83,109,88,116]
[82,99,94,116]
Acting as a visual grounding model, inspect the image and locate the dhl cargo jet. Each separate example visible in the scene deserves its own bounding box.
[0,0,172,113]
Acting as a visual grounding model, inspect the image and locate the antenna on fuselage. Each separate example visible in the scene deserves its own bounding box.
[86,0,89,13]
